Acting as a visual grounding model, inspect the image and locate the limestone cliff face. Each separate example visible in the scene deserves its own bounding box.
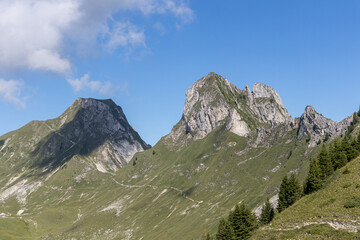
[297,106,351,147]
[165,73,250,146]
[244,83,293,126]
[164,72,354,148]
[1,98,150,173]
[38,98,150,171]
[165,72,293,145]
[182,72,234,139]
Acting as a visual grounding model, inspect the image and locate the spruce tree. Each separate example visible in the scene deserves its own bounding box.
[277,175,289,213]
[260,198,274,225]
[349,138,360,160]
[324,133,330,142]
[342,136,359,161]
[229,203,257,240]
[216,218,234,240]
[287,173,302,205]
[353,112,359,126]
[328,142,336,168]
[342,137,352,161]
[201,232,211,240]
[335,152,348,170]
[318,145,333,180]
[278,174,301,212]
[303,159,322,194]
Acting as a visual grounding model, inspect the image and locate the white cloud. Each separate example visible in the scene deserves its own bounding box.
[67,73,126,96]
[104,22,146,50]
[0,0,193,107]
[0,0,194,75]
[0,0,78,74]
[0,79,25,108]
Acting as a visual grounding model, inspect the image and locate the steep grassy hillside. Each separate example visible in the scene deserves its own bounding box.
[253,154,360,239]
[0,124,315,239]
[104,125,314,239]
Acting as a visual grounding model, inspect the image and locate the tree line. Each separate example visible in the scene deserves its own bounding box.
[201,110,360,239]
[201,199,274,240]
[279,111,360,212]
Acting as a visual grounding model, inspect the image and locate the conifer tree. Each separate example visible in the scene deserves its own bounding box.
[260,198,274,225]
[216,218,234,240]
[201,232,211,240]
[318,145,333,179]
[336,152,348,170]
[277,175,289,213]
[342,137,351,160]
[303,159,322,194]
[328,142,335,168]
[353,112,359,126]
[229,203,257,240]
[349,138,360,160]
[287,173,302,205]
[330,138,343,170]
[351,138,358,149]
[330,140,338,170]
[342,137,359,161]
[278,174,301,212]
[324,133,330,142]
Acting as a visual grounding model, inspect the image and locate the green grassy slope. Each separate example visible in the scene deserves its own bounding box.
[0,218,33,240]
[252,155,360,239]
[0,123,316,240]
[0,79,330,239]
[105,125,314,239]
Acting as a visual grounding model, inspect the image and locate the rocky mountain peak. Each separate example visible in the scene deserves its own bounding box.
[32,98,150,172]
[304,105,316,114]
[252,83,285,108]
[180,73,240,139]
[165,73,294,146]
[244,83,293,126]
[297,105,350,147]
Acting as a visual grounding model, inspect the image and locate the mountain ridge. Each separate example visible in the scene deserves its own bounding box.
[0,72,357,240]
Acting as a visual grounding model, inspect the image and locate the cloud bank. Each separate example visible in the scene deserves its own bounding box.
[0,0,193,103]
[0,0,194,74]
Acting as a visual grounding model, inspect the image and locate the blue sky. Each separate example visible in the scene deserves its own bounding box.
[0,0,359,146]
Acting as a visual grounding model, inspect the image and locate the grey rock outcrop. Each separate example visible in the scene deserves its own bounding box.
[165,72,294,146]
[244,83,293,126]
[33,98,150,172]
[297,106,351,147]
[182,72,234,139]
[165,73,252,146]
[226,109,251,137]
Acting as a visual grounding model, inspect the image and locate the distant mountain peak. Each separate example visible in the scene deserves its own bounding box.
[252,83,286,108]
[297,105,350,147]
[3,97,150,174]
[165,73,293,146]
[245,82,293,126]
[304,105,316,113]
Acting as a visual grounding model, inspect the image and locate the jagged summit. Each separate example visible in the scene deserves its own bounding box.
[297,105,351,147]
[1,97,150,174]
[36,97,150,171]
[61,97,118,117]
[244,82,293,125]
[165,72,293,146]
